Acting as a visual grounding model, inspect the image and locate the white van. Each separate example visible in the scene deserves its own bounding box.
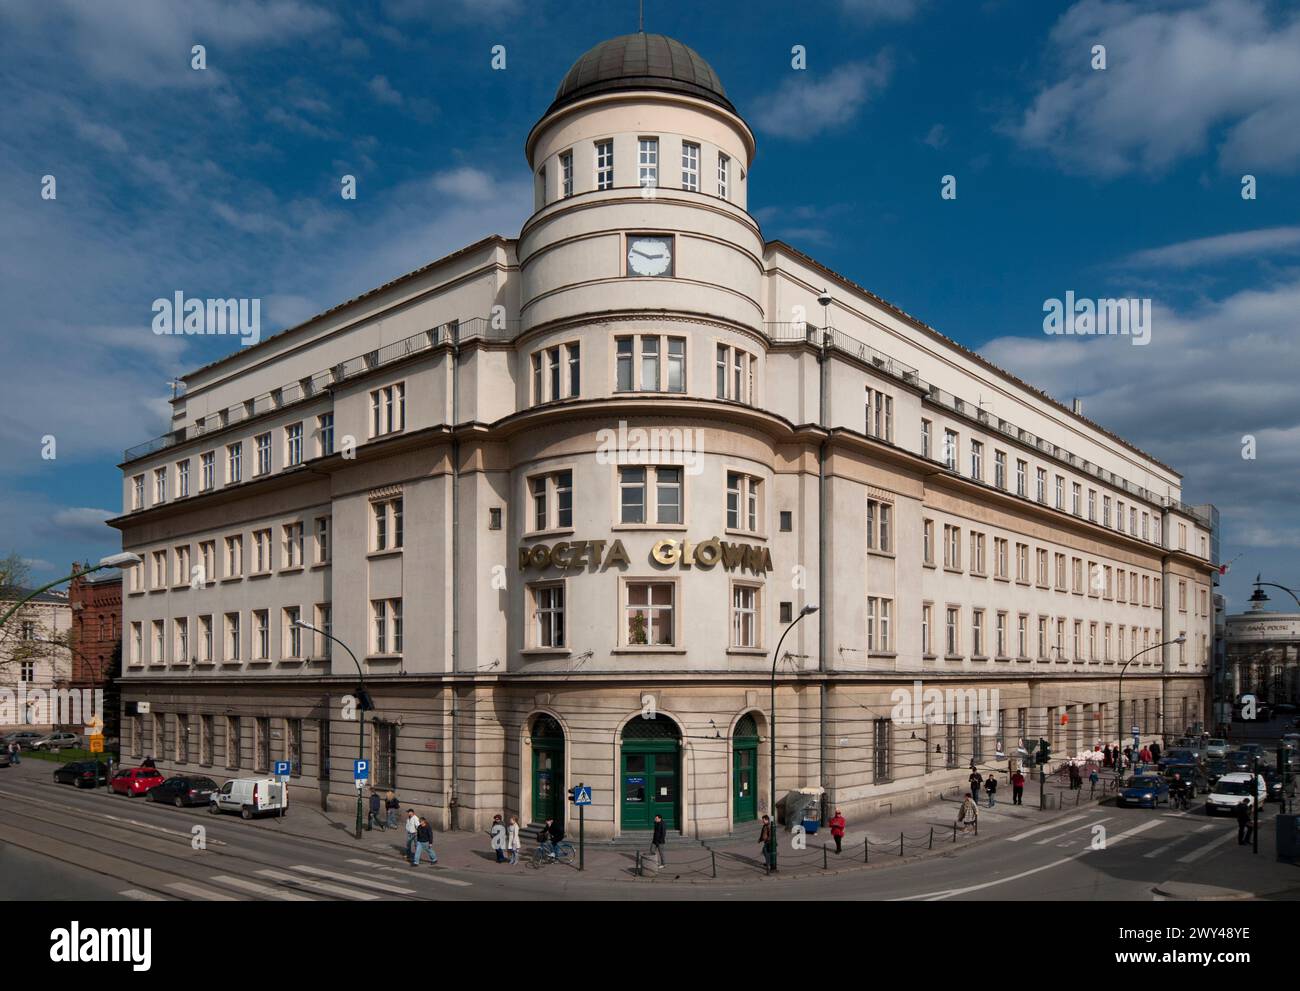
[209,777,288,819]
[1205,772,1267,815]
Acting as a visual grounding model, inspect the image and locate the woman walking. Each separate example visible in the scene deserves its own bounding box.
[507,815,521,865]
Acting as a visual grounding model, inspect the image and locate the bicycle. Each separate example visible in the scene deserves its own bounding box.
[530,840,576,868]
[1170,790,1190,812]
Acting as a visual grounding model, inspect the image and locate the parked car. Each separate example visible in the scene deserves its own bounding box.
[1204,758,1230,787]
[1205,772,1269,815]
[0,750,10,768]
[1118,774,1170,808]
[1205,738,1229,759]
[32,731,81,751]
[1163,763,1208,798]
[1,731,46,751]
[53,761,108,788]
[148,775,219,808]
[110,766,165,797]
[1223,751,1255,773]
[1234,743,1266,759]
[208,777,289,819]
[1158,748,1198,770]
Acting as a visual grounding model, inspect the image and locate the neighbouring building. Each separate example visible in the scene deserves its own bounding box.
[68,564,123,737]
[109,32,1217,838]
[0,586,72,731]
[1224,595,1300,708]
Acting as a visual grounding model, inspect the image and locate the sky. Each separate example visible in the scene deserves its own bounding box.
[0,0,1297,613]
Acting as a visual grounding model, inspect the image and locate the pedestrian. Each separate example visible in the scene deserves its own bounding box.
[489,813,507,863]
[984,773,997,808]
[385,790,399,829]
[957,795,978,833]
[759,814,775,872]
[8,741,18,765]
[1140,745,1152,765]
[1088,767,1099,797]
[1011,769,1025,805]
[650,813,667,868]
[507,815,521,865]
[1123,745,1133,766]
[1150,742,1161,764]
[404,808,419,859]
[1102,745,1112,768]
[828,808,846,854]
[969,767,983,801]
[367,788,383,830]
[1235,798,1253,846]
[141,754,156,769]
[412,817,437,866]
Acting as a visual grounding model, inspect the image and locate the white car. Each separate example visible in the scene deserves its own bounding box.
[208,777,289,819]
[1205,772,1268,815]
[1204,738,1228,759]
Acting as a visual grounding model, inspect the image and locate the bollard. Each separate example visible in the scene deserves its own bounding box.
[929,826,934,849]
[823,844,828,870]
[635,850,642,877]
[864,839,869,863]
[952,822,957,843]
[899,832,904,856]
[711,850,717,879]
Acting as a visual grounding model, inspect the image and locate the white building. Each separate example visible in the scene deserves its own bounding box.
[1,588,72,730]
[111,33,1216,837]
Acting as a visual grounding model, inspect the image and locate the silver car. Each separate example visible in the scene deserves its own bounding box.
[32,731,81,751]
[1204,738,1229,759]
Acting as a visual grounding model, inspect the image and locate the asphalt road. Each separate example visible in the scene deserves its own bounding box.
[2,730,1297,902]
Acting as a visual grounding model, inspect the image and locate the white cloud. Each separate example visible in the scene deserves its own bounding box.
[51,508,117,542]
[922,123,948,149]
[1009,0,1300,175]
[368,75,404,106]
[752,55,893,140]
[432,167,501,203]
[1124,226,1300,268]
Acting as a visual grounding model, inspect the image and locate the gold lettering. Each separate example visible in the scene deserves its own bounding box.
[696,538,721,568]
[518,547,532,571]
[589,540,607,568]
[529,544,552,570]
[569,541,588,568]
[651,539,679,565]
[721,542,745,569]
[551,541,572,568]
[605,538,631,568]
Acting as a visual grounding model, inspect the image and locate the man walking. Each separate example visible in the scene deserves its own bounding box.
[969,766,983,802]
[384,790,399,829]
[828,808,846,854]
[759,814,775,872]
[1011,769,1025,806]
[404,808,419,859]
[650,813,667,868]
[984,773,998,808]
[367,788,383,831]
[1236,798,1254,846]
[412,817,437,866]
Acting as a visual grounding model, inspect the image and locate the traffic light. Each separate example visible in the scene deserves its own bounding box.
[1037,738,1051,765]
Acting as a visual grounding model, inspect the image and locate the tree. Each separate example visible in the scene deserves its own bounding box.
[0,552,71,692]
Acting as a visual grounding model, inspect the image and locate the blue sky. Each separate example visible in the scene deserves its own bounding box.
[1,0,1297,611]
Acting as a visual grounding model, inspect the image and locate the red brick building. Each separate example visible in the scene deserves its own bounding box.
[67,563,122,693]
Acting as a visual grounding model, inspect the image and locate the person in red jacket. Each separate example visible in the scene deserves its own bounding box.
[1011,769,1026,806]
[828,809,847,854]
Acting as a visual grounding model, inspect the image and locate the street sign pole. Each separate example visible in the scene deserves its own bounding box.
[570,782,592,870]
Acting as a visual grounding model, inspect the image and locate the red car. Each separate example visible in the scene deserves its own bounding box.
[110,766,165,797]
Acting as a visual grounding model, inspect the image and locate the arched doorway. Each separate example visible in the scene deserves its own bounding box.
[530,714,564,828]
[620,715,681,830]
[732,712,760,824]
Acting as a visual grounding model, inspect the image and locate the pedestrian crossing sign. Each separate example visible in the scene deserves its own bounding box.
[572,785,592,805]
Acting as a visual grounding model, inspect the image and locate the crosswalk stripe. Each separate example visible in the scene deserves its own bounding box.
[210,875,316,900]
[347,858,395,869]
[255,868,379,900]
[167,881,239,901]
[1144,823,1213,859]
[1035,817,1113,845]
[1007,813,1089,842]
[1175,829,1238,864]
[119,889,168,901]
[289,864,416,894]
[378,865,472,887]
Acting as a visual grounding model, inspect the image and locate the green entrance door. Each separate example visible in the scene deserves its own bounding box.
[530,715,564,829]
[620,716,681,830]
[733,712,760,824]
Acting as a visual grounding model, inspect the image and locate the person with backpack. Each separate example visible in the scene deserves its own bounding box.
[984,773,998,808]
[828,808,846,854]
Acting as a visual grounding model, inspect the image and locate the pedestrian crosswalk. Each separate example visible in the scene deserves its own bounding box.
[1003,806,1242,863]
[116,858,473,901]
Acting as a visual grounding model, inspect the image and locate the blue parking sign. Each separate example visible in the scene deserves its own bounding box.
[274,760,291,778]
[354,759,369,781]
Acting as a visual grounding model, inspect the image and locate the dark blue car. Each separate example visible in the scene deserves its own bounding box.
[1117,774,1170,808]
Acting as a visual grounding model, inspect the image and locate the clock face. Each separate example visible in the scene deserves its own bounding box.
[627,236,672,277]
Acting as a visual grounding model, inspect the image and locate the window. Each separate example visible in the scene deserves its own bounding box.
[1055,553,1066,590]
[944,524,961,569]
[1073,621,1082,660]
[131,474,145,510]
[595,140,614,190]
[226,716,241,769]
[284,607,302,659]
[1130,507,1138,534]
[867,597,892,652]
[225,613,240,661]
[177,460,190,497]
[637,137,658,189]
[655,467,682,524]
[866,498,892,552]
[641,337,659,391]
[560,150,573,197]
[130,622,142,665]
[282,522,304,569]
[196,615,212,663]
[1072,482,1082,515]
[176,714,189,763]
[253,610,269,660]
[548,347,561,400]
[224,535,243,577]
[681,141,699,190]
[921,419,931,459]
[922,519,934,564]
[996,612,1008,657]
[945,607,960,656]
[1018,615,1028,658]
[625,582,674,646]
[154,467,167,503]
[616,338,634,391]
[315,517,331,563]
[716,343,755,402]
[616,334,686,392]
[173,544,190,586]
[255,433,271,475]
[227,442,242,483]
[618,466,682,525]
[569,343,582,396]
[970,440,983,480]
[254,717,270,773]
[371,496,400,551]
[865,388,893,441]
[921,603,932,655]
[1037,617,1047,658]
[1178,580,1187,611]
[199,541,215,584]
[995,450,1007,489]
[318,413,334,456]
[970,532,986,574]
[370,383,405,437]
[174,617,189,662]
[314,603,332,659]
[532,584,565,648]
[151,620,165,662]
[873,720,892,783]
[717,152,729,198]
[529,470,573,532]
[1089,622,1097,661]
[286,422,303,466]
[1036,467,1046,503]
[994,537,1008,579]
[1103,495,1112,527]
[666,338,684,392]
[372,599,403,654]
[972,610,985,656]
[779,511,792,532]
[1037,548,1049,586]
[732,584,759,648]
[1016,543,1028,582]
[151,550,165,588]
[1117,569,1126,602]
[1072,557,1083,593]
[532,344,579,403]
[200,452,215,491]
[943,430,958,471]
[1104,623,1112,661]
[727,473,762,532]
[253,529,272,573]
[1087,488,1096,521]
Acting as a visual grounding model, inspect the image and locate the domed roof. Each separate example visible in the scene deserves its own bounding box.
[549,33,734,115]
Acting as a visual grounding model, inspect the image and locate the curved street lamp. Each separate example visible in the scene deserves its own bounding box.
[1249,575,1300,610]
[293,619,371,839]
[0,553,141,630]
[1116,634,1186,781]
[768,604,818,873]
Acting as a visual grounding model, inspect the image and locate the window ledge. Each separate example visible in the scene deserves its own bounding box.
[525,528,575,540]
[994,575,1010,583]
[922,653,938,661]
[727,647,767,656]
[867,549,895,559]
[971,655,990,662]
[221,661,243,668]
[943,654,963,662]
[220,576,243,584]
[971,571,988,579]
[521,648,571,657]
[610,647,686,655]
[311,562,331,571]
[923,561,936,570]
[149,588,166,595]
[611,524,688,532]
[994,655,1012,662]
[367,653,403,662]
[279,566,305,576]
[725,529,768,541]
[367,549,403,560]
[943,567,963,575]
[127,589,145,597]
[249,572,272,580]
[868,651,897,659]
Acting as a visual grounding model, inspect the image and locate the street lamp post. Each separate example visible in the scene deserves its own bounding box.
[1116,634,1186,782]
[1249,575,1300,610]
[768,604,818,873]
[0,553,141,630]
[293,620,369,840]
